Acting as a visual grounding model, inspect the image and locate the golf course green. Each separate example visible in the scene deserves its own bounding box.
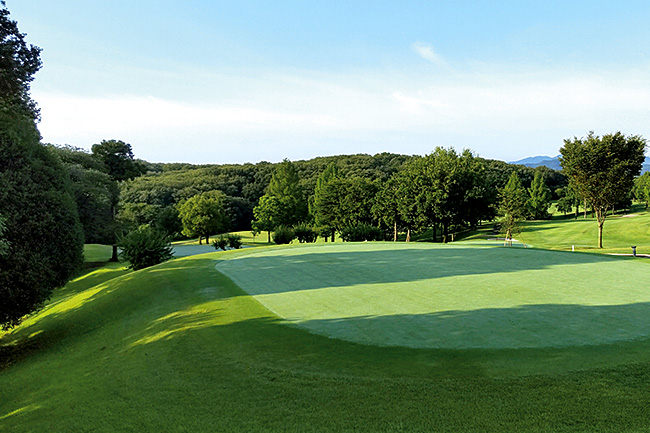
[218,243,650,349]
[3,242,650,431]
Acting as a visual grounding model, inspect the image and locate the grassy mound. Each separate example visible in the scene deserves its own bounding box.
[218,243,650,349]
[2,246,650,432]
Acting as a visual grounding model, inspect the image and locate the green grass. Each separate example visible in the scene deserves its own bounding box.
[83,243,113,262]
[218,243,650,350]
[465,204,650,254]
[3,244,650,431]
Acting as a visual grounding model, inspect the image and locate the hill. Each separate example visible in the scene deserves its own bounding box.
[511,155,650,174]
[3,238,650,431]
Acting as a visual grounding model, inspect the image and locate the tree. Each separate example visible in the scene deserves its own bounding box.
[91,139,146,182]
[499,172,528,246]
[312,177,378,239]
[118,225,173,270]
[0,1,42,120]
[48,145,117,244]
[178,191,230,244]
[253,159,308,232]
[252,195,278,243]
[0,114,84,329]
[312,163,340,241]
[527,170,552,220]
[634,172,650,209]
[372,176,405,242]
[409,147,490,243]
[0,4,84,329]
[91,139,146,260]
[560,132,646,248]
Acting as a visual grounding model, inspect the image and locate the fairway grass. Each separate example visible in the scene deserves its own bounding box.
[218,243,650,349]
[3,245,650,431]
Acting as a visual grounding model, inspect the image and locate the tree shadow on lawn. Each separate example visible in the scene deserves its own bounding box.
[120,300,650,379]
[217,245,630,295]
[0,257,228,371]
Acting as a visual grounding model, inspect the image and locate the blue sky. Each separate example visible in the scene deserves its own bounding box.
[10,1,650,163]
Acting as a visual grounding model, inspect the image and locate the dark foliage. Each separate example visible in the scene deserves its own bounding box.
[118,225,173,270]
[293,223,317,243]
[0,2,42,120]
[272,226,295,244]
[340,223,384,242]
[0,113,84,329]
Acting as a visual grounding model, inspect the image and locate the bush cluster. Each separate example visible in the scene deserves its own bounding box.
[340,223,384,242]
[213,234,243,250]
[272,226,295,244]
[118,225,174,270]
[293,223,317,243]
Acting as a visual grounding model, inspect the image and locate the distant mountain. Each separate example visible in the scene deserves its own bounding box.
[510,155,561,171]
[509,155,650,174]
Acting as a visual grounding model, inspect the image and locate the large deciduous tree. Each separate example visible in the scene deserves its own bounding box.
[252,159,308,234]
[312,176,378,240]
[527,170,552,220]
[0,3,84,329]
[91,139,146,260]
[0,1,41,120]
[178,191,230,244]
[0,114,84,329]
[560,132,646,248]
[409,147,490,243]
[499,172,528,246]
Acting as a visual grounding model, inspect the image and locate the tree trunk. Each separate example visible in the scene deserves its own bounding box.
[596,207,605,248]
[505,227,512,247]
[583,199,587,218]
[331,229,335,243]
[109,204,119,262]
[110,244,119,262]
[406,229,411,242]
[393,221,397,242]
[267,231,271,243]
[206,234,210,244]
[198,236,202,245]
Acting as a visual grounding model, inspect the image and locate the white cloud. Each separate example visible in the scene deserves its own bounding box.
[33,64,650,163]
[412,42,448,67]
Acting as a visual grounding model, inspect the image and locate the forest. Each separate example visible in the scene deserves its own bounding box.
[48,142,571,246]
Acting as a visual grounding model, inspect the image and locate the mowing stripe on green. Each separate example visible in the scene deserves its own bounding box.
[217,242,650,349]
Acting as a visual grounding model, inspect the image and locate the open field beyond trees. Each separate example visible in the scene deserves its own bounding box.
[3,240,650,432]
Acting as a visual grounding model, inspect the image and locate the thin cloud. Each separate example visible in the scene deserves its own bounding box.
[412,42,448,67]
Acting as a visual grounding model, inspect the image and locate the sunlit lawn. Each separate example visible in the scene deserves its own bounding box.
[2,244,650,431]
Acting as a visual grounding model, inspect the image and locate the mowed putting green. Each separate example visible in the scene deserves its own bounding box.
[217,243,650,349]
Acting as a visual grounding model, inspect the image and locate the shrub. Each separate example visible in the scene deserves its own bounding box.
[227,234,243,249]
[212,235,229,251]
[293,223,317,243]
[340,223,384,242]
[273,226,295,244]
[118,225,174,270]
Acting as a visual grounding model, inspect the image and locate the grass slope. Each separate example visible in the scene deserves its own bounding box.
[218,243,650,350]
[465,204,650,254]
[1,247,650,431]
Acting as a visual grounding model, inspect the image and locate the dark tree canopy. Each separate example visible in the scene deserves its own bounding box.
[0,2,42,119]
[91,139,146,182]
[252,159,308,232]
[0,113,84,329]
[560,131,646,248]
[499,172,528,246]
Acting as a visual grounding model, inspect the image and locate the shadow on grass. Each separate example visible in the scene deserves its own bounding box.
[0,257,223,371]
[217,245,622,295]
